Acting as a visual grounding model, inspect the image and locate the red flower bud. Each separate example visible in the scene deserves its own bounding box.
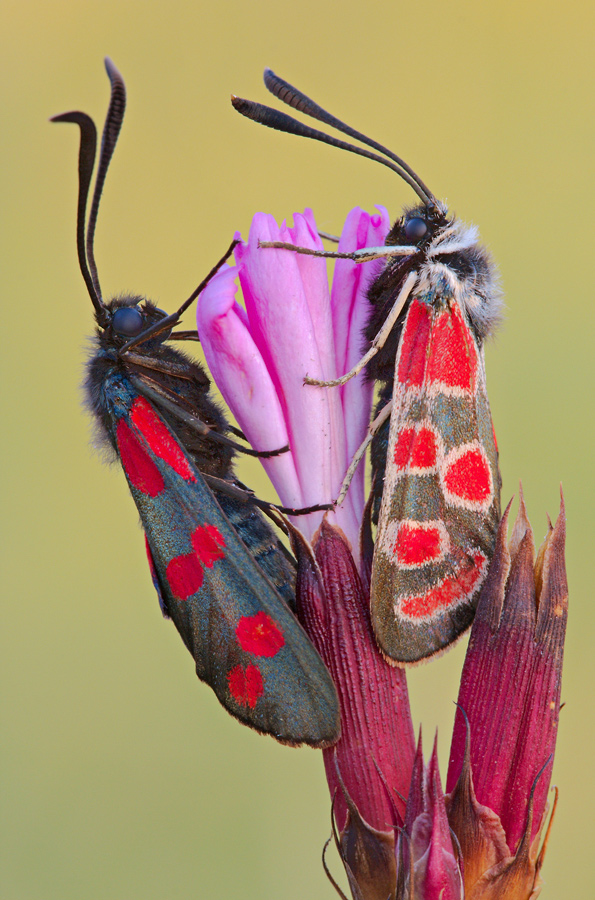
[446,491,567,897]
[292,520,415,832]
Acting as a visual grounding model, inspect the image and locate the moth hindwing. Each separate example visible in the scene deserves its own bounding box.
[233,70,502,664]
[53,59,340,745]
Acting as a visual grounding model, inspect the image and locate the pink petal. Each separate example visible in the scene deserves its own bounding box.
[235,212,358,546]
[330,206,390,521]
[197,264,303,508]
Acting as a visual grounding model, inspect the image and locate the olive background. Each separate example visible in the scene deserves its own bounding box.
[2,1,593,897]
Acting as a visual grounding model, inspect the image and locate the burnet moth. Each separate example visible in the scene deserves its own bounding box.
[53,59,340,745]
[232,71,502,664]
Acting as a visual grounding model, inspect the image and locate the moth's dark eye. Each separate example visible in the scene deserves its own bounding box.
[404,217,428,242]
[111,306,144,337]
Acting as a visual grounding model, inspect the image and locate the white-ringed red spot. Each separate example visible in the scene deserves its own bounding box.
[397,550,488,621]
[393,420,440,474]
[396,298,431,388]
[441,441,493,512]
[426,303,477,393]
[382,519,450,569]
[385,519,449,568]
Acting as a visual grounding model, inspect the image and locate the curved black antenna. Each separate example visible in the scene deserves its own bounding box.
[263,69,438,208]
[85,58,127,302]
[50,110,108,323]
[231,96,435,207]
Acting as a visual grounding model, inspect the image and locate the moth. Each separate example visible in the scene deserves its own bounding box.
[53,59,340,744]
[232,70,502,664]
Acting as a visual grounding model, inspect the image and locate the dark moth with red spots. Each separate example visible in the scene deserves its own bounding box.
[53,60,339,745]
[233,70,502,664]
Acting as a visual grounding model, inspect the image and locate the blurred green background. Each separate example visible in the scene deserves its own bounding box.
[2,1,593,897]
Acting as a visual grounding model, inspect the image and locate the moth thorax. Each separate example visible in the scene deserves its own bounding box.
[421,223,501,342]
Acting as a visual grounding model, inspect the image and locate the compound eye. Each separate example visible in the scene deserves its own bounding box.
[404,217,428,242]
[112,306,144,337]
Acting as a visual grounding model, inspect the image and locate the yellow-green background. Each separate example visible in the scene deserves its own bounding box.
[2,1,592,897]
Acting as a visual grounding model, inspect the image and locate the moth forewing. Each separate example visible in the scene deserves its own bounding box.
[114,389,341,744]
[370,257,501,665]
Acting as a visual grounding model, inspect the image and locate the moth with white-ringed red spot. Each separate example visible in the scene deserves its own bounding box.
[232,70,502,665]
[53,59,340,744]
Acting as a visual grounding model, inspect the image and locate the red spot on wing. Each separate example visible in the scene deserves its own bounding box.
[401,552,486,619]
[227,663,264,708]
[427,305,476,390]
[165,525,226,601]
[397,299,431,387]
[394,424,437,470]
[117,418,165,497]
[192,524,226,568]
[411,426,437,468]
[394,428,415,468]
[395,523,443,566]
[443,447,492,503]
[130,397,196,482]
[166,552,204,601]
[236,611,285,657]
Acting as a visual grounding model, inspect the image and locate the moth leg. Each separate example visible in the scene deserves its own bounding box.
[226,425,248,440]
[305,270,418,387]
[129,374,290,459]
[317,230,340,243]
[259,240,417,264]
[125,358,276,446]
[124,352,195,381]
[120,237,240,351]
[168,330,201,341]
[335,398,393,507]
[202,473,333,516]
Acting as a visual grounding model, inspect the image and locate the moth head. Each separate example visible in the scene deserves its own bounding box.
[104,297,173,344]
[386,203,451,251]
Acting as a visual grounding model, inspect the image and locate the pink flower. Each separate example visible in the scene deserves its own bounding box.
[198,206,389,558]
[198,205,416,832]
[197,206,568,900]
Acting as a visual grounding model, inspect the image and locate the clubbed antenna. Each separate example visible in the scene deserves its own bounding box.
[232,69,438,209]
[85,58,127,303]
[51,58,127,326]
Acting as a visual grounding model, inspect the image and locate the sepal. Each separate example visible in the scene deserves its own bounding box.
[444,490,567,897]
[331,761,397,900]
[292,519,415,830]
